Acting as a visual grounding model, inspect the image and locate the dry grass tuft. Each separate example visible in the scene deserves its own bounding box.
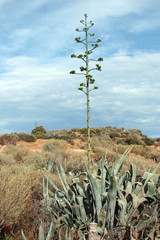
[0,165,42,229]
[0,153,15,165]
[4,144,29,162]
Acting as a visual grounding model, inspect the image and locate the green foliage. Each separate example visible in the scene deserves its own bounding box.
[17,133,37,142]
[42,149,160,239]
[143,137,154,146]
[31,126,47,139]
[125,136,143,145]
[45,130,76,140]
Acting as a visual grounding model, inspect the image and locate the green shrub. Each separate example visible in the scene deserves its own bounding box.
[17,133,37,142]
[31,126,47,139]
[143,137,155,146]
[45,130,76,140]
[125,136,143,145]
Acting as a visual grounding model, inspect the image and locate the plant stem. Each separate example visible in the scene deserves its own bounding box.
[85,13,91,165]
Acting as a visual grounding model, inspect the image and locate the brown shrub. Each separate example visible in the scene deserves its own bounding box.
[0,165,41,229]
[43,139,68,152]
[0,133,18,146]
[131,145,148,156]
[117,144,129,154]
[4,144,29,162]
[23,153,47,170]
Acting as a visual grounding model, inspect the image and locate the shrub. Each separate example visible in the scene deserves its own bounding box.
[0,166,38,229]
[45,130,76,140]
[23,153,47,170]
[131,145,147,156]
[143,137,155,146]
[117,144,129,154]
[0,165,43,239]
[109,132,120,139]
[17,133,37,142]
[31,126,47,139]
[0,134,18,145]
[43,139,67,152]
[146,150,160,162]
[4,144,29,162]
[42,140,57,153]
[0,153,15,165]
[125,136,143,145]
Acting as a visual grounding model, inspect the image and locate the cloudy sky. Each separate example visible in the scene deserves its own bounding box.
[0,0,160,137]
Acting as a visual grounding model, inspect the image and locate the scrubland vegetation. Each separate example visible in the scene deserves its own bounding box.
[0,14,159,240]
[0,125,159,239]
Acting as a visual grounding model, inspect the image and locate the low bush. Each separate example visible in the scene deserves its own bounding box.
[4,144,29,162]
[143,137,155,146]
[125,136,143,145]
[17,133,37,142]
[0,166,40,231]
[31,126,47,139]
[0,153,15,165]
[146,150,160,162]
[0,134,18,146]
[131,145,147,156]
[43,139,67,152]
[45,130,76,140]
[23,153,47,170]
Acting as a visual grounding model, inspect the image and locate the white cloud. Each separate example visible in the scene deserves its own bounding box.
[0,0,159,136]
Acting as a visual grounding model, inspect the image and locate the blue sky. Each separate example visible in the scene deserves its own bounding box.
[0,0,160,137]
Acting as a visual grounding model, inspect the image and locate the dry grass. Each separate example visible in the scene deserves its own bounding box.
[0,165,41,228]
[43,139,68,152]
[0,132,159,239]
[4,144,29,162]
[123,154,160,175]
[0,152,15,165]
[23,152,47,170]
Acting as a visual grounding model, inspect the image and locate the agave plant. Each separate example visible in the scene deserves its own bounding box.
[21,221,53,240]
[41,148,160,239]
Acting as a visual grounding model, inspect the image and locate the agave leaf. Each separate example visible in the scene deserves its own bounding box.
[46,221,53,240]
[142,162,160,186]
[125,181,132,196]
[87,168,102,217]
[39,223,45,240]
[21,229,27,240]
[114,147,132,176]
[45,176,60,192]
[145,181,157,196]
[107,175,117,229]
[76,195,87,220]
[74,182,87,198]
[130,164,137,186]
[57,166,69,194]
[97,159,106,195]
[131,193,147,208]
[97,210,106,234]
